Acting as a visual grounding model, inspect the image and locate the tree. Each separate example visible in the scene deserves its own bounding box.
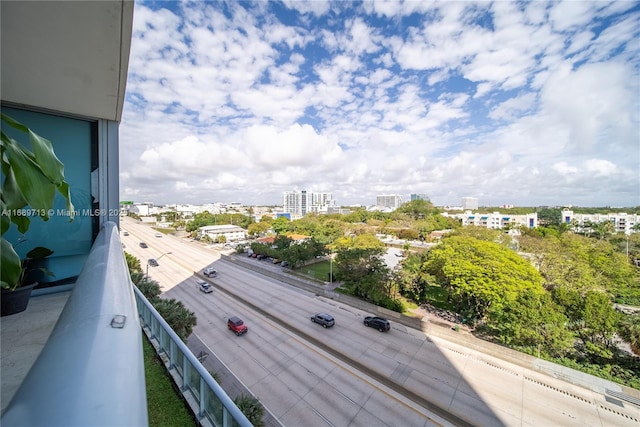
[394,199,438,220]
[397,228,419,240]
[271,216,291,235]
[334,247,392,306]
[397,252,432,303]
[420,235,544,321]
[618,313,640,356]
[233,395,264,427]
[273,234,293,250]
[488,289,572,357]
[537,207,563,228]
[332,233,386,252]
[248,221,270,237]
[170,220,186,231]
[554,287,621,360]
[280,239,323,268]
[125,251,142,273]
[132,273,162,301]
[580,291,620,354]
[153,298,197,341]
[125,253,196,341]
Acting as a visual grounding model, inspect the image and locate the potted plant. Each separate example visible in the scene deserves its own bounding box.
[1,113,74,316]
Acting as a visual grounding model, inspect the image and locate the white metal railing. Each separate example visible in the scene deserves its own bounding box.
[134,286,252,427]
[1,221,148,426]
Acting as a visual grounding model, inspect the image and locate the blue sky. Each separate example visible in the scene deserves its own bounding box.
[119,0,640,208]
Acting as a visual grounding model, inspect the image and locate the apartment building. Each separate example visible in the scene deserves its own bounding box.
[198,224,247,242]
[561,210,639,234]
[462,197,479,210]
[376,194,403,210]
[283,190,335,216]
[445,211,538,229]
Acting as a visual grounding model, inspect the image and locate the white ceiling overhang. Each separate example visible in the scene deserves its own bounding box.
[1,1,134,122]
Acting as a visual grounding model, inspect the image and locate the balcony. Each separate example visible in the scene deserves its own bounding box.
[1,222,250,427]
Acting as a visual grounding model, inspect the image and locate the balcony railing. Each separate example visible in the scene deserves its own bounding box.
[1,221,147,426]
[1,221,251,427]
[134,286,252,427]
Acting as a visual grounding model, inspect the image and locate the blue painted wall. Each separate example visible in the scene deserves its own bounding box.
[2,107,95,284]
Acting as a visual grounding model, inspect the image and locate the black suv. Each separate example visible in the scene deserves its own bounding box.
[363,316,390,332]
[310,313,335,328]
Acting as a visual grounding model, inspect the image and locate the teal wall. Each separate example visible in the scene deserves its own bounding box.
[2,107,95,284]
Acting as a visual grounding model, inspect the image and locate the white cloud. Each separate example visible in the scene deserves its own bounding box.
[584,159,617,176]
[119,1,640,207]
[489,93,537,121]
[553,162,579,175]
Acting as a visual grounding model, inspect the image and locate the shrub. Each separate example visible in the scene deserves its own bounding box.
[233,394,264,426]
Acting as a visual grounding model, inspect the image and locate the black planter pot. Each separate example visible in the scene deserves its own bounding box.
[1,283,36,317]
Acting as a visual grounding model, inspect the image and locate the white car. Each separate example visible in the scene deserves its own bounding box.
[204,267,217,277]
[197,280,212,293]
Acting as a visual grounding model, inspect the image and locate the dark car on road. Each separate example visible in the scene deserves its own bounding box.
[310,313,335,328]
[139,242,148,248]
[227,316,248,336]
[148,258,159,267]
[364,316,390,332]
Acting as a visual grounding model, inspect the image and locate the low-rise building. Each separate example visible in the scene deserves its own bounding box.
[198,224,246,242]
[561,210,639,234]
[444,211,538,229]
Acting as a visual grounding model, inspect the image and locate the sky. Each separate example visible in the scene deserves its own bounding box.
[119,0,640,208]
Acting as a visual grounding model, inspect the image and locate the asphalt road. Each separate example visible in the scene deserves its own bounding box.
[120,218,640,427]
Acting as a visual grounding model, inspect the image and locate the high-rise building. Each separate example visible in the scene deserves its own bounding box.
[462,197,479,210]
[283,190,334,216]
[376,194,403,210]
[411,193,430,202]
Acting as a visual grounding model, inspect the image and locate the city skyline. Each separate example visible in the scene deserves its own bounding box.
[119,1,639,207]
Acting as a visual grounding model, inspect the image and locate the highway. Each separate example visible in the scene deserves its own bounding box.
[120,217,640,427]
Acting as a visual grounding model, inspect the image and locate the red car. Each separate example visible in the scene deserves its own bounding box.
[227,316,248,336]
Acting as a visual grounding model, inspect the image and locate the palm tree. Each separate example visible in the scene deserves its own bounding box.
[132,273,161,301]
[619,313,640,356]
[153,299,197,341]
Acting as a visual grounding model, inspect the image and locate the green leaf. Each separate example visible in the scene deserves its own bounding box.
[3,137,56,219]
[1,237,22,290]
[1,159,29,210]
[26,246,54,259]
[1,114,74,222]
[28,129,66,185]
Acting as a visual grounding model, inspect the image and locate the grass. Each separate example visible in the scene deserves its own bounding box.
[401,297,419,311]
[143,335,198,427]
[423,283,457,311]
[299,260,339,282]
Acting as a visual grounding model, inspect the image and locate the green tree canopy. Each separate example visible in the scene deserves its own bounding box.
[247,221,271,236]
[271,216,291,234]
[422,235,544,320]
[335,246,391,305]
[332,233,386,251]
[393,199,439,220]
[488,289,573,357]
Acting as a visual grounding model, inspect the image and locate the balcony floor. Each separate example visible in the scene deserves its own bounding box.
[1,290,70,414]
